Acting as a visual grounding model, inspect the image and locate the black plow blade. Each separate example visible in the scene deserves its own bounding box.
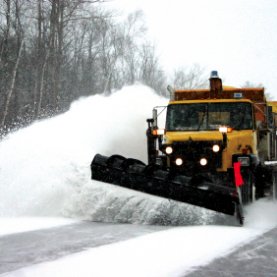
[91,154,243,224]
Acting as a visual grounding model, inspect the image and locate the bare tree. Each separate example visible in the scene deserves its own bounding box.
[171,64,208,89]
[241,81,263,88]
[0,0,11,64]
[1,38,24,129]
[120,10,146,85]
[0,4,174,135]
[139,43,166,94]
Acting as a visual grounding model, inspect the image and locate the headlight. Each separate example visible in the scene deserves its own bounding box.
[219,126,228,133]
[200,158,208,166]
[237,156,250,166]
[212,144,220,152]
[175,158,183,166]
[219,126,232,133]
[165,146,173,154]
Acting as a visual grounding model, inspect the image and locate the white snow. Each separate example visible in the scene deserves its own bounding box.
[0,226,260,277]
[0,85,167,219]
[1,85,277,276]
[2,199,277,277]
[0,217,78,236]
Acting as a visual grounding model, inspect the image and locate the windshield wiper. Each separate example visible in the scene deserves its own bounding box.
[197,107,207,131]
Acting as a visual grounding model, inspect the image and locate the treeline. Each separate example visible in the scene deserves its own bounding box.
[0,0,207,135]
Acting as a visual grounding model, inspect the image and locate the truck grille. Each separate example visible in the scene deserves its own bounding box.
[170,140,223,173]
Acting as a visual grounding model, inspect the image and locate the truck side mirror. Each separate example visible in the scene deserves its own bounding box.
[267,106,273,129]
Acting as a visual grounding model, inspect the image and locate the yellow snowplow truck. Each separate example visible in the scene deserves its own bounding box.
[91,71,277,225]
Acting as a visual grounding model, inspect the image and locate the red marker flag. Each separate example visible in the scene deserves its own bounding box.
[234,162,244,187]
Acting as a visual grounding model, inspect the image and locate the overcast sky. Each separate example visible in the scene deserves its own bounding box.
[107,0,277,98]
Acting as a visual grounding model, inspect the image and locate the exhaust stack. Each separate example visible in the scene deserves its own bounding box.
[210,70,223,98]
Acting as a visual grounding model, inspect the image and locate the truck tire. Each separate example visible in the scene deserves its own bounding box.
[272,170,277,199]
[241,170,255,204]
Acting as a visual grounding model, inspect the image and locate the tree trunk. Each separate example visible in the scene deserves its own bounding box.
[1,39,24,129]
[36,51,49,117]
[0,0,11,65]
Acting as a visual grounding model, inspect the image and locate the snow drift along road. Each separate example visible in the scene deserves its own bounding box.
[0,84,276,226]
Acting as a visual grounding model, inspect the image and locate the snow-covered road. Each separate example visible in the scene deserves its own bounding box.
[1,210,277,277]
[0,220,168,275]
[188,227,277,276]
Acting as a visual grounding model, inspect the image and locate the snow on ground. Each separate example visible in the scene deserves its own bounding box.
[1,85,277,276]
[0,217,78,236]
[0,228,256,277]
[2,201,277,277]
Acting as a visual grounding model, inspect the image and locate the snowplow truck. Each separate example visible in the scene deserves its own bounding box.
[91,71,277,225]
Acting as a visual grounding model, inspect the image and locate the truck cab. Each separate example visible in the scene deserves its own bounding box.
[163,99,257,173]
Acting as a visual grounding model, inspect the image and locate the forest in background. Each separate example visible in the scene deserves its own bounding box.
[0,0,208,136]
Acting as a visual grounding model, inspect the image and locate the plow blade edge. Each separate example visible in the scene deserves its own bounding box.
[91,154,241,218]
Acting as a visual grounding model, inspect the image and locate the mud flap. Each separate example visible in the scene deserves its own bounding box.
[91,154,241,222]
[232,162,245,225]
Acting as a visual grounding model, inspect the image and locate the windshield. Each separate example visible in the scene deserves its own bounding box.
[166,102,253,131]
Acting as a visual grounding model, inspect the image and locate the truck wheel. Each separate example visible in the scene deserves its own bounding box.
[235,202,244,226]
[241,170,254,204]
[272,170,277,199]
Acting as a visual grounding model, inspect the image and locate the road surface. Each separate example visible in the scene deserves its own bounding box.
[0,221,168,275]
[1,221,277,276]
[188,227,277,276]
